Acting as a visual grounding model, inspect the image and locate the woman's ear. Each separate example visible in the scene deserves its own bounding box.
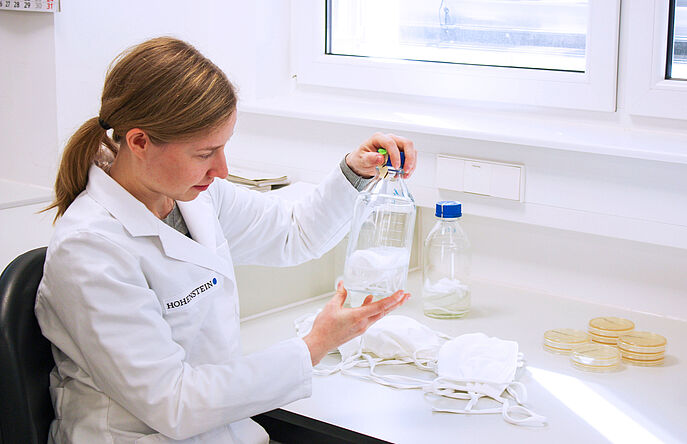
[125,128,151,160]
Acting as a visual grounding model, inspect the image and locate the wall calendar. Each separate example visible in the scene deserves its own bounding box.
[0,0,60,12]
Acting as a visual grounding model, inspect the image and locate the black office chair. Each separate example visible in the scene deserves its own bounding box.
[0,247,54,444]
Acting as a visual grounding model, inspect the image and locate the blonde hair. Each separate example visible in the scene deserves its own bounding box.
[46,36,237,220]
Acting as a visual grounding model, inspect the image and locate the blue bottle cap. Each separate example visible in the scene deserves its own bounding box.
[435,201,462,218]
[385,151,405,169]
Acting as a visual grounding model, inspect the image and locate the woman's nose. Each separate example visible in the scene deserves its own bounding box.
[210,149,229,179]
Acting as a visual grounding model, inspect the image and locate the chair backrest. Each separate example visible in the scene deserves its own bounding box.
[0,247,54,444]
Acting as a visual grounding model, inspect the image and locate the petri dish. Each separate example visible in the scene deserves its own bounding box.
[622,356,665,367]
[588,316,634,336]
[544,345,568,355]
[544,329,589,347]
[617,331,667,354]
[589,332,619,345]
[570,343,621,371]
[618,348,665,361]
[571,360,621,373]
[544,343,575,355]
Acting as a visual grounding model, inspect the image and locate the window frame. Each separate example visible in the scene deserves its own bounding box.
[291,0,621,112]
[627,0,687,119]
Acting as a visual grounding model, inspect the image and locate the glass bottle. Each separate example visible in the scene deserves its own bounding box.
[343,149,416,307]
[422,201,471,318]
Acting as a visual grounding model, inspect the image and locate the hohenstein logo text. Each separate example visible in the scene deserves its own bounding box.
[167,277,218,310]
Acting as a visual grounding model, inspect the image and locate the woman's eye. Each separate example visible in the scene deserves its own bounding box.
[198,153,213,159]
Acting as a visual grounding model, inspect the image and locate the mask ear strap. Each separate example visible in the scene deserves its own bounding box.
[313,347,364,376]
[429,395,545,423]
[365,354,430,389]
[465,392,483,411]
[313,361,347,376]
[312,357,345,376]
[501,400,547,427]
[411,346,440,371]
[430,399,502,415]
[339,354,429,389]
[505,381,528,404]
[426,387,472,401]
[517,352,526,369]
[425,387,498,414]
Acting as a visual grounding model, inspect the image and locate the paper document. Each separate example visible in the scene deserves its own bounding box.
[226,167,290,191]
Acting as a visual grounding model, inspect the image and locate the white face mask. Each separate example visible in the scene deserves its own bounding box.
[295,313,448,381]
[342,315,451,388]
[427,333,546,426]
[436,332,518,386]
[362,315,447,362]
[294,314,546,427]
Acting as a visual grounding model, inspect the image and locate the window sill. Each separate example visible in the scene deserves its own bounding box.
[239,92,687,165]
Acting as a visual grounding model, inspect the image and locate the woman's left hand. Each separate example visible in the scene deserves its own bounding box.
[346,133,416,179]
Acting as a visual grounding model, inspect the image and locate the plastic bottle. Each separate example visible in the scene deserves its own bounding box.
[343,149,416,307]
[422,201,471,318]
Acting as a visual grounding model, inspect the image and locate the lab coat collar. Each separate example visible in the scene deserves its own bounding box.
[177,196,216,250]
[86,165,234,279]
[86,165,159,237]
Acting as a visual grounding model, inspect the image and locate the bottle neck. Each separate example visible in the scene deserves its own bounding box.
[364,165,414,202]
[377,165,404,179]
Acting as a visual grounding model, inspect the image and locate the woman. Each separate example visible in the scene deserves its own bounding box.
[36,37,416,443]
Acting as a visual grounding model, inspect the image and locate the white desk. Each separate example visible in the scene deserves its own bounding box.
[241,271,686,444]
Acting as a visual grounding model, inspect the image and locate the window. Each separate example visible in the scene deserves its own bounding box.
[327,0,588,72]
[292,0,620,111]
[667,0,687,80]
[627,0,687,119]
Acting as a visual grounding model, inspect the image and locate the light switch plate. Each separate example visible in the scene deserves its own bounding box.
[464,161,491,195]
[436,155,465,191]
[436,154,524,201]
[490,164,522,200]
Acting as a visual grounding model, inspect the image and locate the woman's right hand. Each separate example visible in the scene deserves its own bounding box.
[302,281,410,366]
[345,132,417,179]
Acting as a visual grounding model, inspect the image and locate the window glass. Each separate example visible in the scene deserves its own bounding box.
[326,0,589,72]
[669,0,687,80]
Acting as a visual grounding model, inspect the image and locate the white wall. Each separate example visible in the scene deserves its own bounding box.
[52,0,260,148]
[1,1,685,318]
[0,9,58,187]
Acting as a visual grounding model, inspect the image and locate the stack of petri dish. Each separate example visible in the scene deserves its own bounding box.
[617,331,667,366]
[543,329,590,355]
[588,317,634,345]
[570,343,621,372]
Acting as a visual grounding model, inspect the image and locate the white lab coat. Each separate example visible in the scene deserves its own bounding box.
[35,164,358,443]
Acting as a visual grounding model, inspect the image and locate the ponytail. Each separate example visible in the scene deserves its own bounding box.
[44,117,113,221]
